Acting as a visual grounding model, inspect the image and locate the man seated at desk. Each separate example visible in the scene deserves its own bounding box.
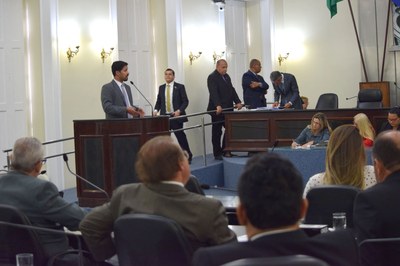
[193,153,359,266]
[291,112,331,148]
[79,136,235,262]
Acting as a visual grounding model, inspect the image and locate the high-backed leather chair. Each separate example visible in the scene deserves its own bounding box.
[359,237,400,265]
[114,213,192,266]
[0,204,90,266]
[221,254,328,266]
[357,89,382,108]
[304,185,360,228]
[315,93,338,110]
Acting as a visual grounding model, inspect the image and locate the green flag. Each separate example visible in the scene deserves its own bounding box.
[327,0,343,18]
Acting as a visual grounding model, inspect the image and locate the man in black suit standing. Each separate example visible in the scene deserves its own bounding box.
[207,59,243,160]
[354,130,400,265]
[242,59,269,109]
[101,61,144,119]
[154,68,192,162]
[193,153,359,266]
[270,71,302,109]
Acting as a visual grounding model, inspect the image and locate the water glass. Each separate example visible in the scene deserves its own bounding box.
[16,253,34,266]
[332,212,347,230]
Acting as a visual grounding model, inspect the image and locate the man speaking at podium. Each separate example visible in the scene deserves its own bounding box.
[101,61,145,119]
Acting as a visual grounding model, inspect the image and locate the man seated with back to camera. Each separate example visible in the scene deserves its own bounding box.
[0,137,90,264]
[79,136,236,262]
[193,153,359,266]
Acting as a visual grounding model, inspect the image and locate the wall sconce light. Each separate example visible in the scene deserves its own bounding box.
[66,46,80,62]
[189,51,202,65]
[278,53,289,66]
[213,51,225,64]
[100,47,114,63]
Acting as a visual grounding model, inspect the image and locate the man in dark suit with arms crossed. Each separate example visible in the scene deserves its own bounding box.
[270,70,302,109]
[354,130,400,266]
[193,152,359,266]
[101,60,144,119]
[207,59,243,160]
[242,59,269,109]
[154,68,193,162]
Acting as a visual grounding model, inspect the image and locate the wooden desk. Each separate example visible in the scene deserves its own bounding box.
[224,108,388,152]
[73,117,169,207]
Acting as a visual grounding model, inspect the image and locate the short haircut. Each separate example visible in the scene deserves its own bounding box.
[300,96,308,102]
[238,153,303,229]
[111,61,128,76]
[11,137,44,172]
[249,59,260,68]
[389,106,400,117]
[270,71,282,82]
[373,131,400,171]
[165,68,175,76]
[135,136,186,183]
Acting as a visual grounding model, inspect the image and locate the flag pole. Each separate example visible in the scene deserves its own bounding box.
[380,0,391,82]
[347,0,369,82]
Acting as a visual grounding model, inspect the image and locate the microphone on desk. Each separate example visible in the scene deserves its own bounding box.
[270,140,279,152]
[346,95,358,100]
[63,154,110,200]
[130,81,154,117]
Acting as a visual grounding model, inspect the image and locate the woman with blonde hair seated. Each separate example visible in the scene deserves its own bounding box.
[291,112,331,148]
[354,113,375,147]
[303,124,376,196]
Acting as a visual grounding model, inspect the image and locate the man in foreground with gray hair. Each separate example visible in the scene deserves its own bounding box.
[0,137,87,258]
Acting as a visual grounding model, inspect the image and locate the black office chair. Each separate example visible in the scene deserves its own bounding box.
[221,254,328,266]
[0,204,91,266]
[315,93,338,110]
[357,89,382,108]
[304,185,360,228]
[359,237,400,266]
[114,213,193,266]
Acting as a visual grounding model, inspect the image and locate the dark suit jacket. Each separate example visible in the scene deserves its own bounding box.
[101,80,134,119]
[272,73,302,109]
[79,183,236,261]
[242,70,269,109]
[154,82,189,123]
[193,229,359,266]
[0,171,86,257]
[207,70,241,111]
[354,170,400,266]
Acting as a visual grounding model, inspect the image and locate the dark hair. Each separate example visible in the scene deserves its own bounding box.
[249,59,260,68]
[165,68,175,76]
[111,61,128,76]
[238,153,303,229]
[389,106,400,117]
[373,131,400,171]
[270,71,282,82]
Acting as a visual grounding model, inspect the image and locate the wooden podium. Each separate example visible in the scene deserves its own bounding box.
[73,117,169,207]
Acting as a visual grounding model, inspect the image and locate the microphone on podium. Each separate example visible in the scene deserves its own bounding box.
[130,81,154,117]
[346,95,358,100]
[270,140,279,152]
[63,154,110,200]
